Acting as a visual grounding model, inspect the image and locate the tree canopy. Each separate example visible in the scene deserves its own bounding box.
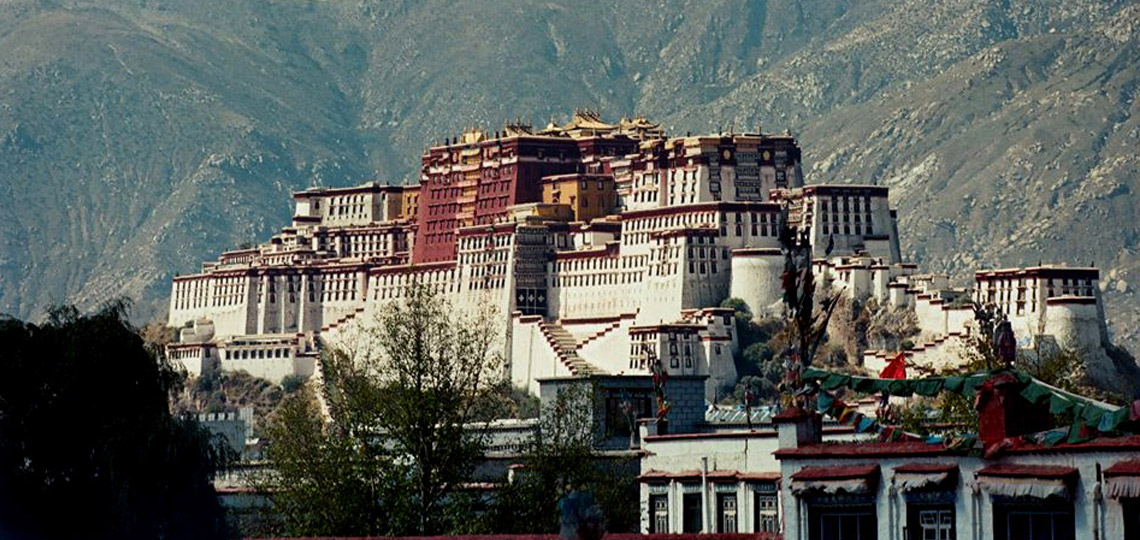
[264,284,506,536]
[0,302,231,540]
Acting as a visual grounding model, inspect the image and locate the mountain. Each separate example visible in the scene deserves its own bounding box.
[0,0,1136,353]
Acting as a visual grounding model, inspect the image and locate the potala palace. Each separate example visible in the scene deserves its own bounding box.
[166,111,1122,397]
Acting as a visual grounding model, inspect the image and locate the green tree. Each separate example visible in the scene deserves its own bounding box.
[262,383,410,536]
[264,283,505,535]
[483,383,638,534]
[0,302,232,540]
[280,374,308,394]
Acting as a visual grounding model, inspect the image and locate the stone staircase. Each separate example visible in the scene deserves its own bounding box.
[319,307,366,334]
[864,327,973,372]
[539,320,601,376]
[577,317,628,349]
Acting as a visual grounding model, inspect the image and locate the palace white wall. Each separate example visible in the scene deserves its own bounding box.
[509,316,573,395]
[575,320,634,375]
[729,250,785,317]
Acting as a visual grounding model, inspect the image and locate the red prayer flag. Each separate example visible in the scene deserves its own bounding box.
[880,352,907,379]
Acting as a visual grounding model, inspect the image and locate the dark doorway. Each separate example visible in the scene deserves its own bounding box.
[682,492,702,533]
[1125,499,1140,540]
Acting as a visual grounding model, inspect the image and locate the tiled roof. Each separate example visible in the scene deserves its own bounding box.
[792,464,879,481]
[894,462,958,473]
[976,465,1077,479]
[776,440,953,458]
[1104,460,1140,477]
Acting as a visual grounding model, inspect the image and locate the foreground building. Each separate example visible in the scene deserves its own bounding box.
[165,110,1126,399]
[637,369,1140,540]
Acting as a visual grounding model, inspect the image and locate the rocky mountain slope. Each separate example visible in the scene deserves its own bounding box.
[0,0,1136,352]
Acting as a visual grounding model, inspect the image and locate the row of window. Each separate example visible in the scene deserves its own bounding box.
[553,271,643,288]
[646,485,779,535]
[821,223,873,236]
[223,348,292,360]
[820,195,874,213]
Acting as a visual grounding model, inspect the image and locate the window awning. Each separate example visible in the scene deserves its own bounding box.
[706,469,741,482]
[637,469,700,482]
[893,463,959,492]
[976,465,1077,500]
[1104,460,1140,499]
[791,464,879,496]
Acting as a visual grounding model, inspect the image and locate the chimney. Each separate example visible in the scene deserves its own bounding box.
[976,372,1051,446]
[774,407,822,449]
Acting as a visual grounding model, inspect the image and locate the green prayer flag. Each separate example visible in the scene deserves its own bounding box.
[802,368,828,380]
[961,376,983,396]
[888,380,913,397]
[914,379,944,397]
[1042,430,1067,446]
[1049,394,1075,415]
[822,374,850,390]
[851,377,876,393]
[943,376,965,393]
[1020,382,1053,404]
[1068,416,1092,444]
[1081,405,1106,425]
[1098,408,1129,433]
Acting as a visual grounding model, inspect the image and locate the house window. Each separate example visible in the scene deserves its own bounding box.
[994,501,1074,540]
[754,489,779,533]
[650,494,669,533]
[718,492,738,533]
[907,504,954,540]
[809,501,877,540]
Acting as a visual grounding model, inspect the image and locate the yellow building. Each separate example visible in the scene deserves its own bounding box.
[541,173,616,222]
[398,184,421,222]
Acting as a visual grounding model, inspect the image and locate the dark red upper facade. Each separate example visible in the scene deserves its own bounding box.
[413,133,638,264]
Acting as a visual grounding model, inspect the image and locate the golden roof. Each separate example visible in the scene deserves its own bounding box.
[563,109,617,131]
